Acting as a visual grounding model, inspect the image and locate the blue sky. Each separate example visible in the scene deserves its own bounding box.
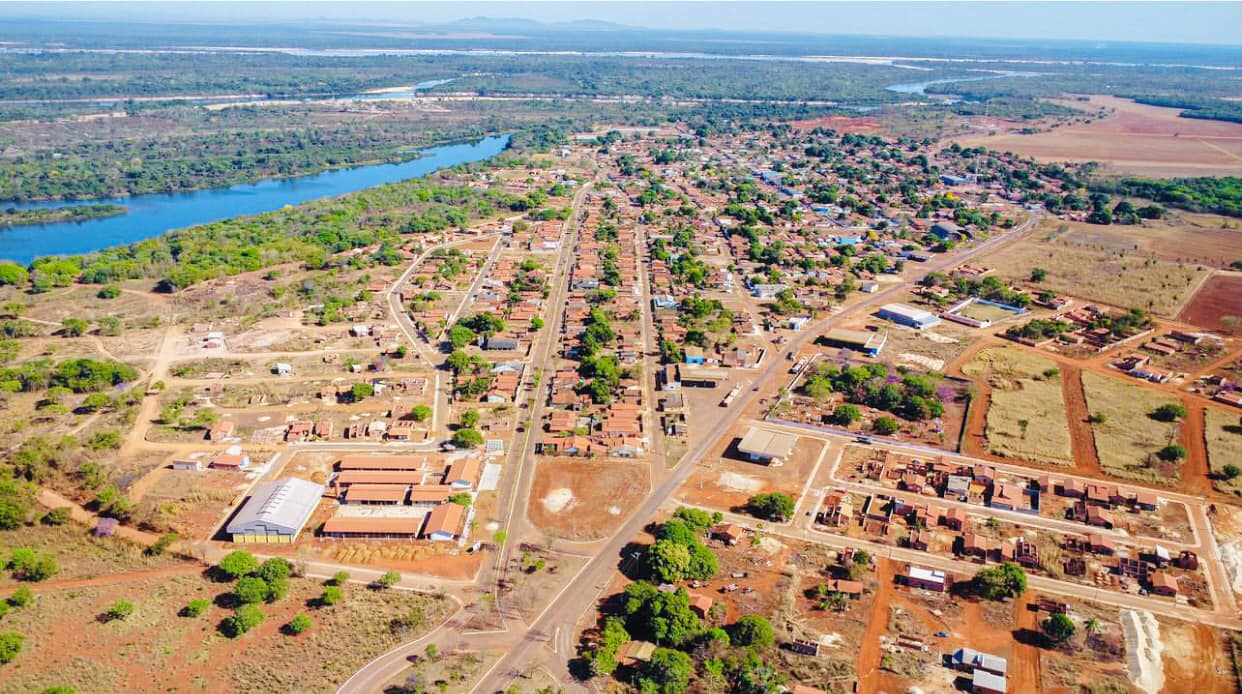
[7,2,1242,46]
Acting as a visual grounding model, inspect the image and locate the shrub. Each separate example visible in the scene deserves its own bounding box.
[235,576,271,604]
[286,613,313,634]
[330,570,350,586]
[8,586,34,608]
[872,416,900,435]
[972,562,1027,601]
[105,600,134,621]
[0,631,23,664]
[321,585,344,606]
[222,604,265,637]
[183,599,211,617]
[1042,612,1076,643]
[1157,444,1187,462]
[378,570,401,589]
[40,507,71,526]
[1149,403,1187,422]
[6,548,59,582]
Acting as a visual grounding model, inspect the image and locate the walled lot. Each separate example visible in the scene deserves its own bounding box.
[0,570,451,694]
[677,428,824,514]
[961,347,1074,467]
[1179,274,1242,333]
[954,95,1242,178]
[1206,406,1242,497]
[527,458,651,541]
[1081,371,1184,484]
[979,223,1213,317]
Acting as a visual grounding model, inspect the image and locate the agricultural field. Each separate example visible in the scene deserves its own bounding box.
[1081,371,1185,484]
[0,570,451,693]
[955,96,1242,178]
[981,221,1213,316]
[960,347,1074,467]
[1205,406,1242,497]
[1179,274,1242,333]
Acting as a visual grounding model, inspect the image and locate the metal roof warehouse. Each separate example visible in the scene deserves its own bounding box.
[227,477,324,544]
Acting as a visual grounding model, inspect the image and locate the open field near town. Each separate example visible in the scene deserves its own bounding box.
[955,96,1242,178]
[980,221,1213,315]
[1081,371,1184,484]
[1048,213,1242,271]
[527,459,651,541]
[960,347,1074,467]
[1206,406,1242,497]
[0,525,186,586]
[1179,274,1242,333]
[0,570,451,693]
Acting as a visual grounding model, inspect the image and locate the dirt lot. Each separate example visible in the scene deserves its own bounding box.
[0,569,451,693]
[526,458,651,541]
[1206,406,1242,497]
[1160,618,1238,694]
[960,347,1075,467]
[1179,274,1242,333]
[955,95,1242,177]
[980,221,1214,316]
[0,525,186,587]
[1082,371,1184,484]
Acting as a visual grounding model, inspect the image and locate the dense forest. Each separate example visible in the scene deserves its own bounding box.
[1089,176,1242,218]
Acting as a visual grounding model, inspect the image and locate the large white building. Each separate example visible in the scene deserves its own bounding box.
[227,477,324,544]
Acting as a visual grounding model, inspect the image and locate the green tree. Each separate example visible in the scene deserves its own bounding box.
[223,604,265,637]
[1042,612,1076,643]
[331,571,350,586]
[350,382,374,401]
[286,613,313,634]
[0,632,23,664]
[460,409,480,428]
[646,539,693,584]
[872,416,900,435]
[747,492,795,522]
[448,492,472,507]
[1030,267,1048,282]
[1149,403,1187,422]
[255,558,292,584]
[451,427,484,449]
[183,599,211,617]
[731,614,775,648]
[0,263,29,287]
[973,562,1028,601]
[218,550,259,580]
[378,570,401,588]
[410,405,432,422]
[1157,444,1187,462]
[639,648,694,694]
[448,325,476,349]
[235,576,271,604]
[829,404,862,426]
[1223,464,1241,480]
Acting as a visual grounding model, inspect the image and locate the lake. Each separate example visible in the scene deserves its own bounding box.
[0,134,510,264]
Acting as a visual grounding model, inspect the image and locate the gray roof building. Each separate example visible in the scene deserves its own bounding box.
[227,477,324,544]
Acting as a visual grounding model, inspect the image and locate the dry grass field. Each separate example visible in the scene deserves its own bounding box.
[1205,406,1242,497]
[981,221,1213,316]
[961,347,1074,467]
[1081,371,1184,484]
[0,570,451,693]
[955,96,1242,177]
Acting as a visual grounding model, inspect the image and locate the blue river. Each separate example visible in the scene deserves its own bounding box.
[0,134,510,264]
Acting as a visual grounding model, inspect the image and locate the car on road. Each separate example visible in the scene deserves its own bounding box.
[856,436,873,444]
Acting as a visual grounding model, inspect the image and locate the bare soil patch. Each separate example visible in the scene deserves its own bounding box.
[1180,274,1242,333]
[526,459,650,541]
[956,95,1242,177]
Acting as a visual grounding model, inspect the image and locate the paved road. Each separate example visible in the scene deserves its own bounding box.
[466,215,1045,693]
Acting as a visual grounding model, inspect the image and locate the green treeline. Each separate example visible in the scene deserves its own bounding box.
[1090,176,1242,218]
[0,204,126,228]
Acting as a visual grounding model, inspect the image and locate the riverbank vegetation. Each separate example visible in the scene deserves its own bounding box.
[0,204,126,228]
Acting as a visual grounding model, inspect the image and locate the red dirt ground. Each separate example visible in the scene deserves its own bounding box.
[789,115,883,133]
[1060,365,1104,478]
[1179,274,1242,333]
[527,458,651,540]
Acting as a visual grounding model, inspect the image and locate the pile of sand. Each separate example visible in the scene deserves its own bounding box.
[900,353,945,371]
[1121,609,1165,694]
